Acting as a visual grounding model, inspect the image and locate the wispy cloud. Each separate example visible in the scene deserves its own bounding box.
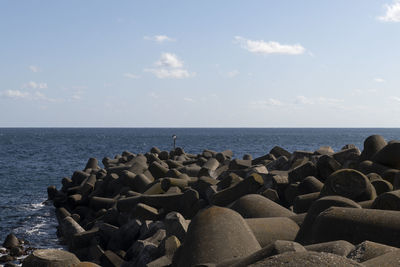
[295,95,344,106]
[29,65,40,73]
[123,73,140,79]
[144,35,175,43]
[250,98,284,109]
[145,53,195,79]
[0,90,58,102]
[0,90,30,99]
[23,81,48,89]
[183,97,194,102]
[390,96,400,102]
[149,92,159,99]
[378,1,400,22]
[227,70,240,78]
[144,68,193,79]
[374,78,385,83]
[234,36,305,55]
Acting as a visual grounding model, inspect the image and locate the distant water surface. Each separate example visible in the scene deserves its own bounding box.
[0,128,400,249]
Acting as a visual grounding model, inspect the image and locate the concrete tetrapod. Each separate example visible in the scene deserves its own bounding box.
[22,249,80,267]
[295,195,361,245]
[319,169,376,202]
[172,206,261,267]
[360,135,387,161]
[229,194,295,218]
[245,217,299,247]
[372,141,400,169]
[312,207,400,247]
[247,251,362,267]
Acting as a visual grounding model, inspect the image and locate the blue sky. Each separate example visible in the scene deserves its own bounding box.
[1,0,400,127]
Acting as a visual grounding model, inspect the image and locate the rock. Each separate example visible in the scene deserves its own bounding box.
[312,207,400,247]
[332,147,361,165]
[100,250,125,267]
[0,255,15,263]
[270,146,291,159]
[372,141,400,169]
[47,185,58,200]
[22,249,80,267]
[295,196,361,245]
[305,240,355,256]
[371,189,400,211]
[298,176,324,194]
[288,162,317,183]
[247,251,362,267]
[360,135,387,161]
[225,240,306,267]
[245,217,299,247]
[319,169,376,202]
[10,246,23,257]
[316,155,341,181]
[229,194,294,218]
[229,159,252,170]
[211,173,264,206]
[347,240,398,263]
[358,160,390,176]
[293,192,320,213]
[172,206,261,266]
[363,249,400,266]
[164,212,189,242]
[315,146,334,155]
[3,233,19,249]
[371,179,393,196]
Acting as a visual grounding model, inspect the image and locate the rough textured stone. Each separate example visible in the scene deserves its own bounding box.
[363,249,400,266]
[305,240,355,256]
[347,240,398,263]
[320,169,376,202]
[360,135,387,161]
[372,142,400,169]
[22,249,80,267]
[229,194,294,218]
[312,207,400,247]
[173,206,261,266]
[295,196,361,245]
[372,189,400,211]
[247,251,362,267]
[246,217,299,247]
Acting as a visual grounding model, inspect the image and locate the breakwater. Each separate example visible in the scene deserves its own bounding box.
[28,134,400,266]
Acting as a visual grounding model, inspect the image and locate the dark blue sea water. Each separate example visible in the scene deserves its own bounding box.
[1,128,400,250]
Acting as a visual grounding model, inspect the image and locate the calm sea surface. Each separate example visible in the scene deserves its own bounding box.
[0,128,400,249]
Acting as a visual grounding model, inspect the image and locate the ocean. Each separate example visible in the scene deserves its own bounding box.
[0,128,400,250]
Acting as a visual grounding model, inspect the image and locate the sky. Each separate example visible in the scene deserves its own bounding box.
[1,0,400,127]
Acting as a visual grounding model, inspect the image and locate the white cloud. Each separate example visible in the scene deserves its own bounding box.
[0,90,30,99]
[23,81,48,89]
[123,73,140,79]
[0,89,59,102]
[374,78,385,83]
[29,65,40,73]
[296,95,314,104]
[295,95,343,106]
[144,35,175,43]
[149,92,159,99]
[251,98,283,109]
[144,68,194,79]
[183,97,194,102]
[378,1,400,22]
[234,36,305,55]
[33,91,57,102]
[156,53,183,68]
[390,96,400,102]
[227,70,240,78]
[145,53,194,79]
